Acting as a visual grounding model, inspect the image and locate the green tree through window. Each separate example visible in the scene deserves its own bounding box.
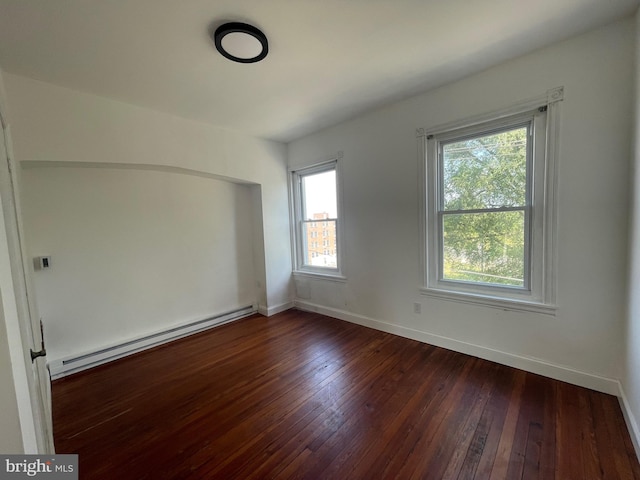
[440,126,528,287]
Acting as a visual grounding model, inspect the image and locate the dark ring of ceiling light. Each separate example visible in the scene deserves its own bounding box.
[214,22,268,63]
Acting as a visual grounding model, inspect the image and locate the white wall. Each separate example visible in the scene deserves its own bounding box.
[623,7,640,456]
[21,165,257,362]
[3,74,292,316]
[289,18,635,393]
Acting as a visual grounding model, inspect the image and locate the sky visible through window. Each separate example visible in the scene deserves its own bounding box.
[302,170,337,219]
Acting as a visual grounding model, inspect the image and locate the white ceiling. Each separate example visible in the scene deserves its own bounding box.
[0,0,637,143]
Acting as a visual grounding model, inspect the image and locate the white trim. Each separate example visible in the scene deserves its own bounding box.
[542,98,562,305]
[618,383,640,461]
[292,270,347,283]
[288,151,344,172]
[49,306,256,379]
[294,300,619,395]
[0,79,8,129]
[0,174,38,452]
[258,301,294,317]
[419,287,557,315]
[546,86,565,104]
[0,117,40,452]
[417,87,564,137]
[417,129,427,295]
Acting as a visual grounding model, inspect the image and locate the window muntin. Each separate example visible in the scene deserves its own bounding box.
[291,161,342,275]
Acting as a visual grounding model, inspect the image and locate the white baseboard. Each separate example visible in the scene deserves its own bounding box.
[618,382,640,461]
[294,300,620,396]
[258,301,294,317]
[49,305,256,379]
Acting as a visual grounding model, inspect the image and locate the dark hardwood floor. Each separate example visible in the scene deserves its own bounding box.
[52,309,640,479]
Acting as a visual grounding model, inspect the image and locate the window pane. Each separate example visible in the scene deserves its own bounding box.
[299,167,338,270]
[442,210,525,287]
[302,170,337,220]
[302,219,337,268]
[442,126,528,211]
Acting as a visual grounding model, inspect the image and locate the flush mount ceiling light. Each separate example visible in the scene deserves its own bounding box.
[213,22,268,64]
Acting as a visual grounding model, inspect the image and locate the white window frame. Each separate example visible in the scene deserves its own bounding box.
[290,154,345,280]
[418,88,563,314]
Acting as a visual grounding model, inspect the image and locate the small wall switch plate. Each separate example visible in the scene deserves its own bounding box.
[413,302,422,314]
[34,256,52,270]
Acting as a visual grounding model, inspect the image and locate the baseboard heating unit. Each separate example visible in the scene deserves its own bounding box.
[48,305,256,380]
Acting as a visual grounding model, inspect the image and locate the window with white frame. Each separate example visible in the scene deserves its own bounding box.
[291,158,343,276]
[421,90,561,313]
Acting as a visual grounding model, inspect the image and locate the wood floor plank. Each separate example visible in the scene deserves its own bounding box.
[539,379,557,479]
[507,375,548,480]
[520,375,549,480]
[463,365,516,479]
[555,383,588,480]
[578,387,603,480]
[488,369,527,480]
[52,309,640,479]
[440,360,500,480]
[601,393,639,480]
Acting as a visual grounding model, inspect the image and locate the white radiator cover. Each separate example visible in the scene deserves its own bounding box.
[48,305,256,379]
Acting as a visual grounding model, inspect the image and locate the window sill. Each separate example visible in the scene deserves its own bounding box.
[293,270,347,283]
[419,287,556,315]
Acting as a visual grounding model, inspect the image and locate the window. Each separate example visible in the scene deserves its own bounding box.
[439,122,530,288]
[421,90,561,313]
[291,157,343,276]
